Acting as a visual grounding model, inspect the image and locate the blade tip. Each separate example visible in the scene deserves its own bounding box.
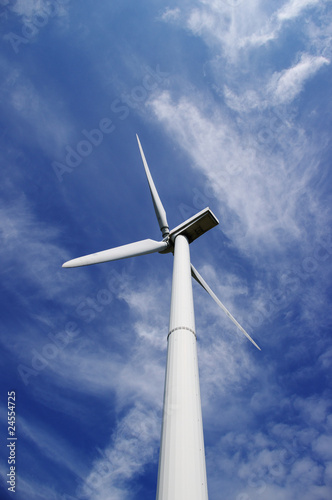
[62,261,73,268]
[252,339,261,351]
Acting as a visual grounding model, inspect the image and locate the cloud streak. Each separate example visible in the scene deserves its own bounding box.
[269,53,329,105]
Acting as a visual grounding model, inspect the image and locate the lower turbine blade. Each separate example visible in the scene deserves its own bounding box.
[63,239,168,268]
[191,264,261,351]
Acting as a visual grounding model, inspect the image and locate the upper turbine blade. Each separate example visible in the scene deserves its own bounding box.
[191,264,261,351]
[63,239,168,268]
[136,134,169,238]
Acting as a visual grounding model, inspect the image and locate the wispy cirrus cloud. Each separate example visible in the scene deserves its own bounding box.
[276,0,323,22]
[224,52,330,111]
[160,6,181,23]
[1,69,78,158]
[147,91,320,255]
[160,0,332,92]
[0,193,86,305]
[269,53,330,105]
[79,404,160,500]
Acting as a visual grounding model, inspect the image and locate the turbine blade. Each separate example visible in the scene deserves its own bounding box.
[63,239,168,268]
[191,264,261,351]
[136,134,169,237]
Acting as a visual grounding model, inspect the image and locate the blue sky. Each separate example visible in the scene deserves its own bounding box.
[1,0,332,499]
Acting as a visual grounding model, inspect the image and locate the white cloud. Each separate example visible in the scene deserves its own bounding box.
[147,90,319,258]
[118,278,170,350]
[223,85,264,112]
[312,435,332,461]
[10,0,68,20]
[206,415,332,499]
[291,456,324,487]
[160,0,277,61]
[270,54,330,105]
[79,404,160,500]
[10,0,45,17]
[160,0,332,102]
[0,194,86,305]
[200,337,255,402]
[186,0,331,54]
[277,0,322,22]
[187,7,219,37]
[294,395,331,425]
[325,462,332,486]
[7,76,76,158]
[223,53,330,110]
[160,7,181,22]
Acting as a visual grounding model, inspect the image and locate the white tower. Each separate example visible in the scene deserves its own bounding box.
[157,234,208,499]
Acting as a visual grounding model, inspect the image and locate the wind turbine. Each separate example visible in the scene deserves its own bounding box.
[62,135,260,500]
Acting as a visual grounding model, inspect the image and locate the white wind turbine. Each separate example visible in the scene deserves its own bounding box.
[63,135,260,500]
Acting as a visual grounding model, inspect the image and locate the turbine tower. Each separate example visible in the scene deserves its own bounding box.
[62,135,260,500]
